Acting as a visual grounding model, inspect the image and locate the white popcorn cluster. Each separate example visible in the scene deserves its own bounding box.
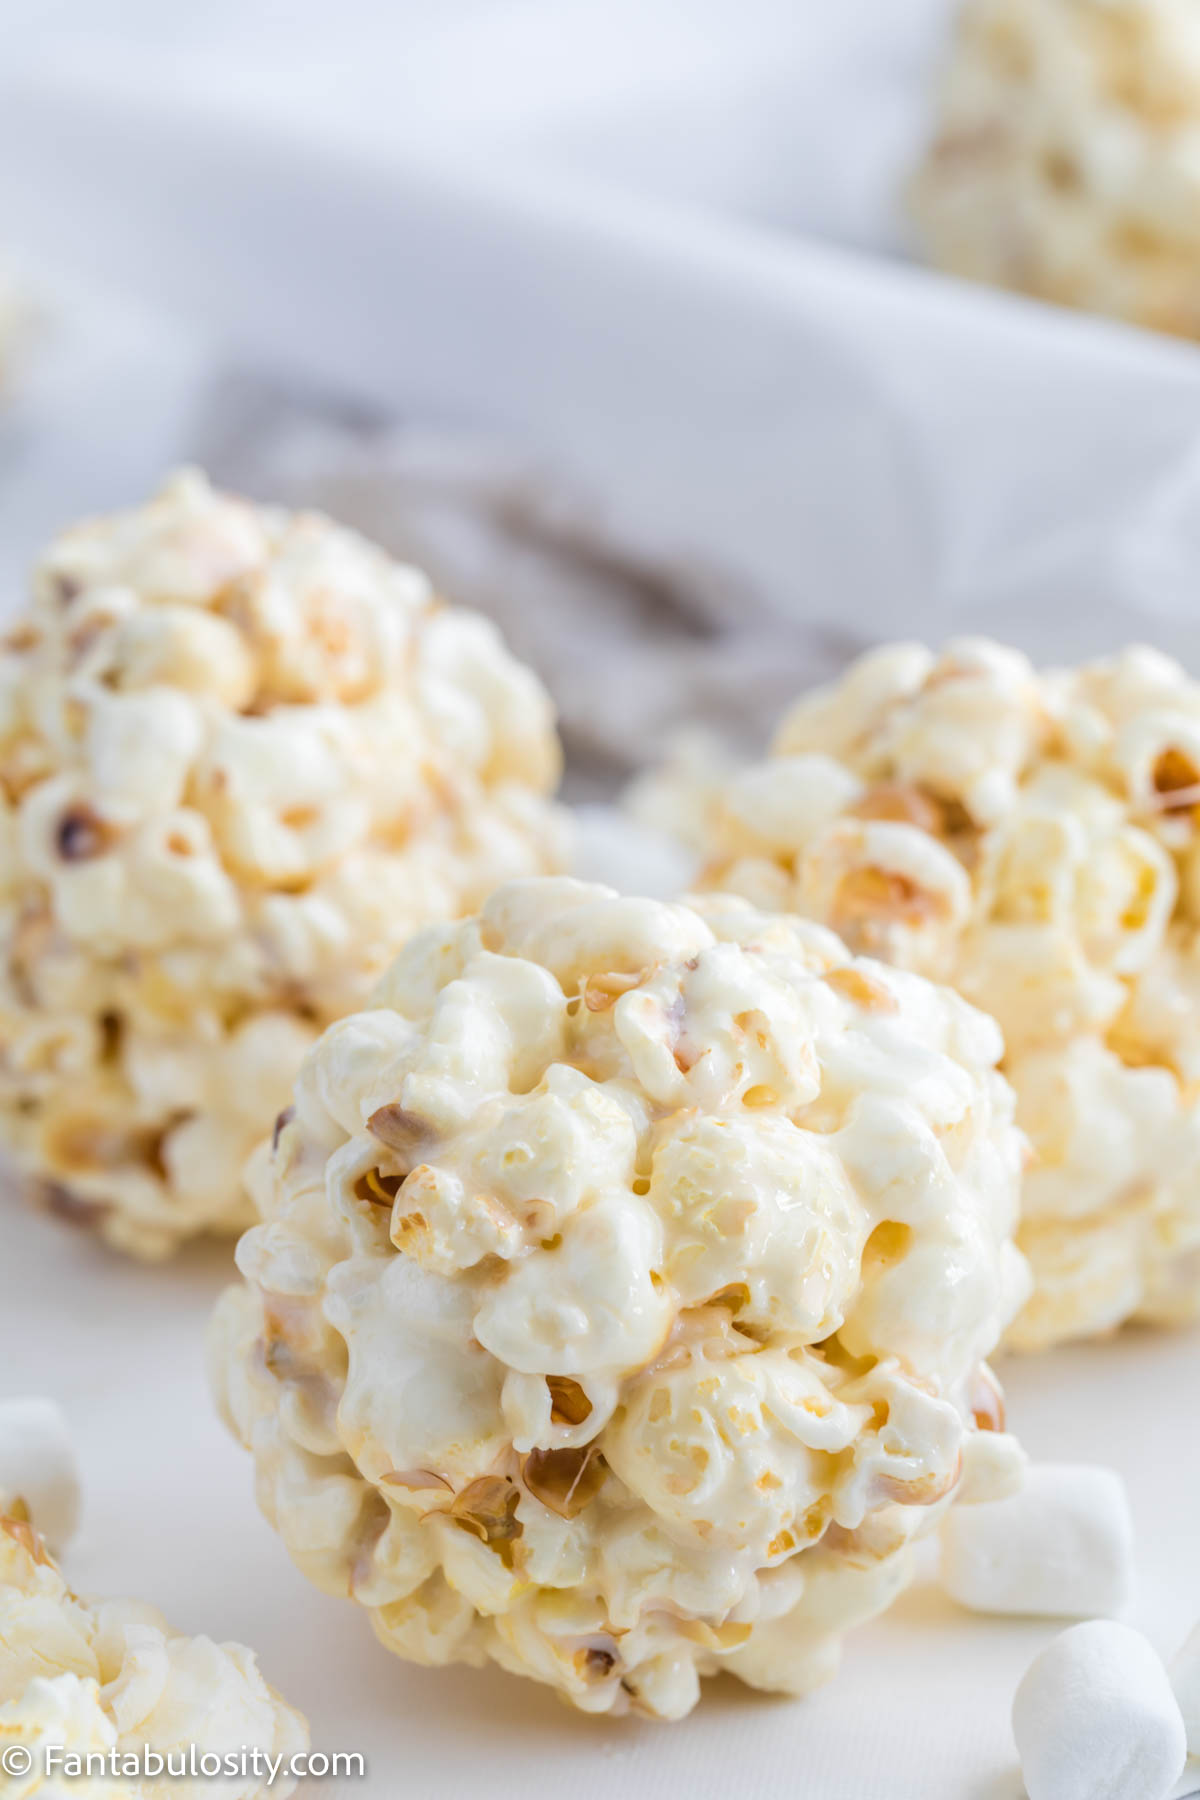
[211,876,1028,1720]
[0,1510,306,1798]
[910,0,1200,339]
[0,471,564,1257]
[699,639,1200,1350]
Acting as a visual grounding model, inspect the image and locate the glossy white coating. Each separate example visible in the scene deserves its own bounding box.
[211,876,1027,1718]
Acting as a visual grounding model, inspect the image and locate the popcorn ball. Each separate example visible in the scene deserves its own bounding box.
[699,638,1200,1349]
[211,876,1027,1720]
[910,0,1200,339]
[0,471,564,1257]
[0,1510,306,1797]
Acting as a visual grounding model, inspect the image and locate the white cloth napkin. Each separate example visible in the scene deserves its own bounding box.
[7,0,957,250]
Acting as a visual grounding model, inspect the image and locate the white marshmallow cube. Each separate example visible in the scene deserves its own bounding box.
[0,1397,81,1551]
[1013,1621,1187,1800]
[1170,1620,1200,1757]
[940,1462,1133,1617]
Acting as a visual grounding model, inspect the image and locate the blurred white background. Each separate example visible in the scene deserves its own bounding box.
[5,0,1200,796]
[7,0,956,250]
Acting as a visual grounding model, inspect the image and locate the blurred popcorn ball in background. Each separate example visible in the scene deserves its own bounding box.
[695,637,1200,1350]
[211,877,1028,1720]
[0,472,564,1258]
[911,0,1200,337]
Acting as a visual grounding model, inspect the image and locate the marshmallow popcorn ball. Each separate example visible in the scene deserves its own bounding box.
[211,877,1028,1720]
[0,1511,307,1798]
[910,0,1200,338]
[699,638,1200,1350]
[0,472,563,1257]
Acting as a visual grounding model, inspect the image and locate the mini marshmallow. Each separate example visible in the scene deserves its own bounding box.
[940,1462,1133,1617]
[1170,1621,1200,1756]
[1013,1621,1187,1800]
[955,1430,1028,1507]
[0,1397,81,1551]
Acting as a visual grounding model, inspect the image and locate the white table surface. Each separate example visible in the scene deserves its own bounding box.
[3,1186,1198,1800]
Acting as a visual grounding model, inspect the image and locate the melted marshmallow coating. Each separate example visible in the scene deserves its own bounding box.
[700,637,1200,1349]
[0,471,564,1257]
[0,1514,306,1797]
[910,0,1200,339]
[210,877,1027,1720]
